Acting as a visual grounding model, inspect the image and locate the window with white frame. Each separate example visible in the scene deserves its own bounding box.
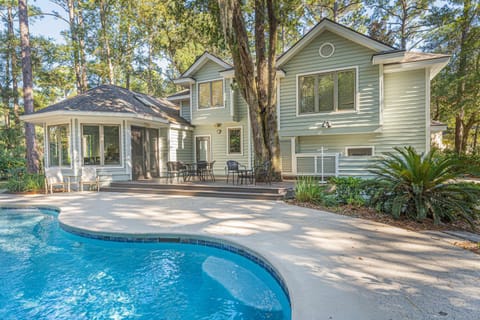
[299,68,356,114]
[82,124,120,165]
[227,127,242,154]
[48,124,70,167]
[346,147,374,157]
[198,80,223,109]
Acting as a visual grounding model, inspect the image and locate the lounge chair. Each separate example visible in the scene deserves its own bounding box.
[44,167,70,194]
[79,167,100,191]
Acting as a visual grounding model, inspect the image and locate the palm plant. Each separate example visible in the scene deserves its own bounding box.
[368,146,480,226]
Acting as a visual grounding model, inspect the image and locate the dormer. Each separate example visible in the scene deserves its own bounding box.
[174,52,238,125]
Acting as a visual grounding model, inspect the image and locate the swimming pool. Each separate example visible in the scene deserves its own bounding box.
[0,208,291,319]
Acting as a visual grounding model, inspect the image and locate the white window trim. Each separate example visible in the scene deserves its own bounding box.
[46,123,72,169]
[196,78,226,111]
[81,123,123,168]
[296,66,359,117]
[345,146,375,157]
[194,135,212,162]
[226,126,243,155]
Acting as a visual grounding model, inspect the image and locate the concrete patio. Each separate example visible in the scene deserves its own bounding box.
[1,192,479,319]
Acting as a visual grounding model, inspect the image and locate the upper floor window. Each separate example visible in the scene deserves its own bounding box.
[48,124,70,167]
[198,80,223,109]
[82,124,121,166]
[298,68,356,114]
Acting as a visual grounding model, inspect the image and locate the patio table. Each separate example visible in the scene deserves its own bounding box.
[237,169,254,185]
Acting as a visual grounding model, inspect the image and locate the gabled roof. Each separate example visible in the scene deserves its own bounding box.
[22,85,191,126]
[277,18,396,67]
[179,52,232,79]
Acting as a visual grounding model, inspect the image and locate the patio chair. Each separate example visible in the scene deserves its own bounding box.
[44,167,71,194]
[167,161,186,183]
[196,161,208,181]
[226,160,245,184]
[79,167,100,192]
[254,160,272,185]
[205,160,216,182]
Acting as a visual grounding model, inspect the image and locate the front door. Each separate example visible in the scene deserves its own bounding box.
[195,136,211,162]
[131,126,159,180]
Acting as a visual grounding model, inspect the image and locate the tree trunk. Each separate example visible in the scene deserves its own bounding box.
[77,0,88,92]
[18,0,40,173]
[218,0,282,180]
[67,0,82,93]
[100,0,114,84]
[455,114,464,153]
[7,3,20,125]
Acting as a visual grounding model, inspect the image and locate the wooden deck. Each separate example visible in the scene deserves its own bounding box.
[101,176,295,200]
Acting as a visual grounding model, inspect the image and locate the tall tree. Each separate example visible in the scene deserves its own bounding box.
[217,0,284,178]
[368,0,432,49]
[18,0,39,172]
[427,0,479,153]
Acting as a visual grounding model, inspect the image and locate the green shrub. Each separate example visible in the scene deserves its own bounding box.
[6,168,44,193]
[329,176,366,206]
[295,176,323,203]
[369,146,480,226]
[440,150,480,177]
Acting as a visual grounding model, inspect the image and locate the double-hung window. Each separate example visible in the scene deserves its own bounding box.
[82,124,120,166]
[299,68,356,114]
[48,124,70,167]
[198,80,223,109]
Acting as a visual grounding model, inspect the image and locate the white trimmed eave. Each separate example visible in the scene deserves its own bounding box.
[383,56,450,79]
[372,51,406,64]
[21,111,171,125]
[167,95,190,102]
[277,20,393,67]
[173,77,195,86]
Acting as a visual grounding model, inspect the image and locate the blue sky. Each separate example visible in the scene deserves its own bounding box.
[30,1,67,43]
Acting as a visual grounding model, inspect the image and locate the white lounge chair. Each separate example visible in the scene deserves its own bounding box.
[44,168,70,194]
[79,167,100,192]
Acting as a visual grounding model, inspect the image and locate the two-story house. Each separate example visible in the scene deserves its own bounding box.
[172,19,449,178]
[22,19,449,182]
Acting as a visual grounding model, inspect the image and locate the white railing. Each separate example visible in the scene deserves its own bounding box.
[294,152,339,180]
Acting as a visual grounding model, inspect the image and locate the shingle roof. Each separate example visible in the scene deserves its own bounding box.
[32,85,190,126]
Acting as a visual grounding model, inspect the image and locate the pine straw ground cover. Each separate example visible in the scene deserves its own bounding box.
[287,200,480,255]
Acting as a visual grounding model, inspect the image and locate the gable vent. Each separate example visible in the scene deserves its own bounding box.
[319,42,335,58]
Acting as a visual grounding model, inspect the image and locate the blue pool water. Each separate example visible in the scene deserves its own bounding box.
[0,208,291,320]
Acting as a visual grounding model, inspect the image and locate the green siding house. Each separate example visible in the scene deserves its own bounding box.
[21,19,449,182]
[173,19,449,178]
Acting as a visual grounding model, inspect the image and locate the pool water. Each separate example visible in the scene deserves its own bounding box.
[0,208,290,320]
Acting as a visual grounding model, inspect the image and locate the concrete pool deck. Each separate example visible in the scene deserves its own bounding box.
[1,192,479,319]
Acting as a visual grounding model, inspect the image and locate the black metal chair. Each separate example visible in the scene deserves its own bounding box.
[226,160,244,184]
[254,160,272,185]
[196,161,208,181]
[166,161,186,183]
[205,160,216,182]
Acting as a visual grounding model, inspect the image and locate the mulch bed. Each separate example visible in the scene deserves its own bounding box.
[287,200,480,255]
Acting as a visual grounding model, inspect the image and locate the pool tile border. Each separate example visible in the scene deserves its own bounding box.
[60,222,291,304]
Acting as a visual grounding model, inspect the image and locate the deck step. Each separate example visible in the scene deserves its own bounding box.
[101,186,287,200]
[108,182,288,195]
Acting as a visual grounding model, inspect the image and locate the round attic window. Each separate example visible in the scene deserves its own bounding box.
[319,42,335,58]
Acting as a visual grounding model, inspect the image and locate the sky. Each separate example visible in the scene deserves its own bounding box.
[30,1,68,44]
